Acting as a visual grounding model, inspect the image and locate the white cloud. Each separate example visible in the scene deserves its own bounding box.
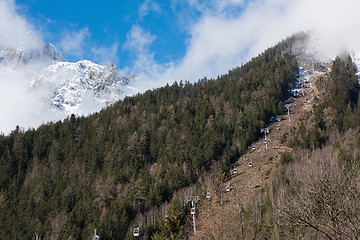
[2,0,360,134]
[181,0,246,15]
[0,0,46,134]
[124,25,158,73]
[58,27,91,58]
[58,27,120,65]
[127,0,360,91]
[0,0,121,134]
[139,0,161,19]
[0,65,55,134]
[0,0,42,49]
[123,25,175,92]
[91,43,119,65]
[123,25,156,53]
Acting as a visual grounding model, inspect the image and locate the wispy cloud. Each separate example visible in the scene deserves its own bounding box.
[91,43,119,65]
[0,0,42,49]
[127,0,360,92]
[123,25,156,53]
[57,27,120,65]
[2,0,360,134]
[123,25,174,91]
[0,1,121,134]
[138,0,161,19]
[58,27,91,59]
[0,0,46,134]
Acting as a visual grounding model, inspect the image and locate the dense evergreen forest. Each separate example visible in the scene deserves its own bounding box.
[0,35,299,239]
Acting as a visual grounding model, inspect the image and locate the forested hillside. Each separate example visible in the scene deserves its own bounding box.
[233,54,360,239]
[0,35,300,239]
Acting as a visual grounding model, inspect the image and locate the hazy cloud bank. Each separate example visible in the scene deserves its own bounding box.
[126,0,360,91]
[2,0,360,134]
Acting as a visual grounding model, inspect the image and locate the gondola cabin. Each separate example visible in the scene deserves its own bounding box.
[133,227,140,237]
[206,191,211,199]
[92,229,100,240]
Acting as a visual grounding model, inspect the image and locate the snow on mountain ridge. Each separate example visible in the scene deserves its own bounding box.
[0,42,135,133]
[0,43,65,67]
[30,59,133,114]
[43,43,66,62]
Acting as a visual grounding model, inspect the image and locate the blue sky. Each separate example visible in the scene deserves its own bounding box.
[2,0,360,134]
[16,0,200,68]
[15,0,191,66]
[3,0,360,87]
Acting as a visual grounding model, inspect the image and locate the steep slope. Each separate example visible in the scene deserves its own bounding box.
[187,49,360,239]
[188,53,330,239]
[0,35,300,239]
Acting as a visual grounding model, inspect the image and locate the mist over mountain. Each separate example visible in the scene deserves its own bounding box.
[3,0,360,135]
[0,43,65,66]
[1,0,360,239]
[0,42,135,134]
[2,26,360,239]
[0,35,300,239]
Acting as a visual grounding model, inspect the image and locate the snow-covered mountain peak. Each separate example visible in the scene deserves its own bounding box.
[43,43,66,62]
[30,58,133,114]
[0,42,135,133]
[0,42,65,67]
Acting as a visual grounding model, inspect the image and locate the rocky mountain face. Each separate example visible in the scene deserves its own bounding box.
[0,43,65,66]
[30,60,133,113]
[0,42,134,121]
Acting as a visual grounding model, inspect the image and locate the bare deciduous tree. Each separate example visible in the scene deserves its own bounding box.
[276,146,360,239]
